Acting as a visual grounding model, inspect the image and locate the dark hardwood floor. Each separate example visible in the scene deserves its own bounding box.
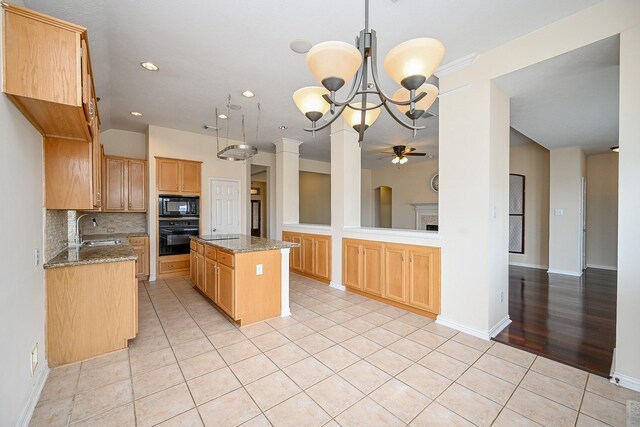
[494,266,617,377]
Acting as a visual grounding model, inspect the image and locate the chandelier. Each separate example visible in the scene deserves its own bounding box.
[293,0,444,142]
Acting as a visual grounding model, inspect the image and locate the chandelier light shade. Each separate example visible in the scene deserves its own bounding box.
[306,41,362,91]
[344,102,381,132]
[293,0,445,142]
[293,86,331,120]
[384,38,445,89]
[393,83,439,117]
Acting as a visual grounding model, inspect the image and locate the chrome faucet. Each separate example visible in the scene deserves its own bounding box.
[75,214,97,247]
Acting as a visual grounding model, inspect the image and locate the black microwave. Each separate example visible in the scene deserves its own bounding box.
[159,195,199,218]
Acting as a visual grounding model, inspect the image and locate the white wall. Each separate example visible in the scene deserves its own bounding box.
[251,151,276,239]
[615,21,640,387]
[147,126,248,279]
[509,139,550,269]
[0,4,48,423]
[299,171,331,225]
[100,129,146,159]
[299,158,331,174]
[548,147,586,275]
[369,160,439,229]
[586,152,618,269]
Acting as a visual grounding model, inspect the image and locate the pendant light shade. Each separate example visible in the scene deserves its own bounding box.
[384,38,445,89]
[344,102,381,131]
[393,83,439,114]
[307,41,362,91]
[293,86,330,120]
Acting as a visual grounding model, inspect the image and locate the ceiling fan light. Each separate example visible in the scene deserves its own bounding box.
[307,41,362,91]
[399,156,408,164]
[393,83,439,115]
[293,86,330,120]
[391,156,400,164]
[344,102,381,130]
[384,38,445,88]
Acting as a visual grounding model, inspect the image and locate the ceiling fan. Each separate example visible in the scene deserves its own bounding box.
[380,145,428,164]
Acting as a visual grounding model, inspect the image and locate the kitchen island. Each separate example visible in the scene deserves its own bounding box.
[190,235,298,326]
[44,241,138,367]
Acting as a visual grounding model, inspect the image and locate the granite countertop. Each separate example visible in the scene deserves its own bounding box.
[44,243,137,269]
[191,234,299,254]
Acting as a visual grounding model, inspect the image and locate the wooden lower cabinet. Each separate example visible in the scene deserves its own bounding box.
[343,238,441,318]
[129,236,149,280]
[283,232,331,283]
[45,261,137,367]
[157,254,190,278]
[189,242,282,325]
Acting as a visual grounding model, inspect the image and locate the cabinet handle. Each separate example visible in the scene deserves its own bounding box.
[401,254,404,262]
[129,202,132,209]
[175,185,178,190]
[97,192,101,202]
[410,254,413,262]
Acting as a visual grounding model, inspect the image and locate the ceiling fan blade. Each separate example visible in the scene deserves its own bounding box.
[405,147,416,153]
[405,152,427,156]
[377,155,395,160]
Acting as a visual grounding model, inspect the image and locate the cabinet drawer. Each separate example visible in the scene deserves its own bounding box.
[158,258,190,274]
[217,250,234,268]
[129,237,146,247]
[205,246,217,261]
[197,243,204,255]
[190,240,197,251]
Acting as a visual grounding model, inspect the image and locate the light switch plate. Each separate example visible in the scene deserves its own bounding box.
[554,208,564,216]
[256,264,263,275]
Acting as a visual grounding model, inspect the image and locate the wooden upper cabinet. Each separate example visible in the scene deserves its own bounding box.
[181,161,201,194]
[156,157,201,195]
[128,159,146,211]
[103,156,147,212]
[2,3,96,141]
[91,119,102,208]
[44,138,94,210]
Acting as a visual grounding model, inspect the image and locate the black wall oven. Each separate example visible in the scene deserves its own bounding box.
[159,219,199,256]
[159,195,199,218]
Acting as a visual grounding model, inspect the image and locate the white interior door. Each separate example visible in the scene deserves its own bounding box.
[210,179,241,234]
[581,177,587,271]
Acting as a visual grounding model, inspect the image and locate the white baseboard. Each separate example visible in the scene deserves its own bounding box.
[280,308,291,318]
[586,264,617,271]
[329,282,346,291]
[17,364,49,427]
[509,262,549,270]
[435,315,511,341]
[547,269,583,277]
[611,371,640,393]
[149,276,157,282]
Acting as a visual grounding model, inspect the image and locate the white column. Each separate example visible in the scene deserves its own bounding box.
[437,79,511,339]
[273,138,302,239]
[280,248,291,317]
[330,119,361,290]
[614,22,640,391]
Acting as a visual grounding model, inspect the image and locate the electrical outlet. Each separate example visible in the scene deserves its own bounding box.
[107,228,115,233]
[30,343,38,376]
[500,291,504,303]
[256,264,263,275]
[34,248,39,266]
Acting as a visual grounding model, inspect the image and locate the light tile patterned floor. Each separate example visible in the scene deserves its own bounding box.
[31,273,639,427]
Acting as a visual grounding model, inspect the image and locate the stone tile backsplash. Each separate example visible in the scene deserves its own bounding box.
[45,210,68,262]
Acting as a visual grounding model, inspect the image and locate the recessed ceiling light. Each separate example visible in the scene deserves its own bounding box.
[427,155,434,159]
[279,125,288,130]
[229,104,242,110]
[130,111,143,117]
[140,61,159,71]
[218,114,228,119]
[242,90,255,98]
[290,39,312,54]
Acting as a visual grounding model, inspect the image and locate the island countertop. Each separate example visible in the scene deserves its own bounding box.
[44,243,137,269]
[191,234,299,254]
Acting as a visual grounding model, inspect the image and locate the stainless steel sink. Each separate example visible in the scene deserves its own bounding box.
[82,239,122,247]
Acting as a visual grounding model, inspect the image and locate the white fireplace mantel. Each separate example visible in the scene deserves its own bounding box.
[411,203,439,230]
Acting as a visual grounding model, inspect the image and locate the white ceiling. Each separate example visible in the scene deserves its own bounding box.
[24,0,603,166]
[496,35,619,154]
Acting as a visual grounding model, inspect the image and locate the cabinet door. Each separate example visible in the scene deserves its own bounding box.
[301,235,315,275]
[291,235,302,271]
[157,159,180,193]
[181,161,201,193]
[128,160,146,211]
[343,239,361,289]
[104,157,126,211]
[408,248,440,313]
[314,236,331,280]
[362,242,383,296]
[204,258,217,301]
[196,254,205,292]
[91,121,102,209]
[217,263,235,318]
[133,246,145,278]
[384,245,407,302]
[190,250,197,285]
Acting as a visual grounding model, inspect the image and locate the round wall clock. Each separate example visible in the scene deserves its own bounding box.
[430,173,439,193]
